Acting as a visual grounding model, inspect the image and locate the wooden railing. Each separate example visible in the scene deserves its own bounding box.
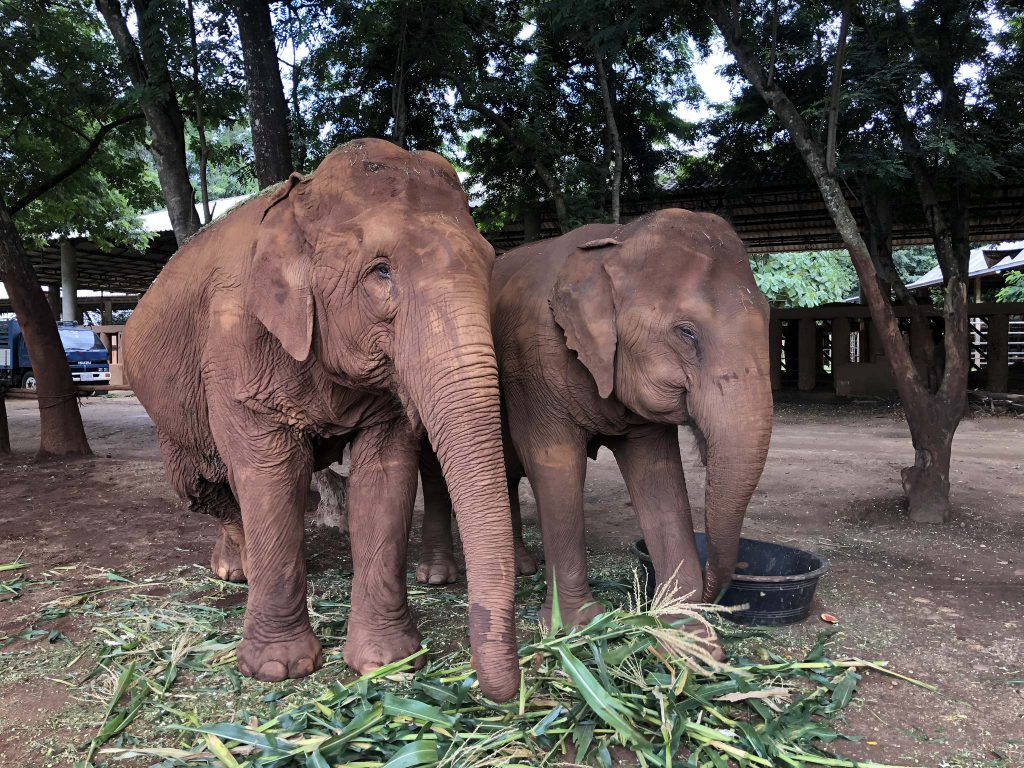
[769,303,1024,396]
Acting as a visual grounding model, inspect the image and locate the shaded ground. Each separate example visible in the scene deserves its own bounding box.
[0,395,1022,766]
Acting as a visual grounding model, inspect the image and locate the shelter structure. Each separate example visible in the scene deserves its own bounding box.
[3,182,1023,396]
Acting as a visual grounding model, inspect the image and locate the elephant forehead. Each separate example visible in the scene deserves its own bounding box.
[314,141,467,214]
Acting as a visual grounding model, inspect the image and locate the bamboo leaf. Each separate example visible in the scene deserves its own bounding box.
[382,739,439,768]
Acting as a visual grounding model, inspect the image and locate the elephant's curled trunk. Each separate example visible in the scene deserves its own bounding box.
[399,308,519,702]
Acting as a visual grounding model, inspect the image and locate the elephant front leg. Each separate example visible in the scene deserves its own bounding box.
[610,426,722,659]
[519,430,601,628]
[228,452,323,682]
[344,421,424,673]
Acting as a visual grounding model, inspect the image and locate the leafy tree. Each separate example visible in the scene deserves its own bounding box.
[752,251,856,307]
[701,0,1021,522]
[996,270,1024,303]
[0,0,158,457]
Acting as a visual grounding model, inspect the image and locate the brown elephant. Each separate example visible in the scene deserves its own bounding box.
[125,139,519,702]
[416,209,773,637]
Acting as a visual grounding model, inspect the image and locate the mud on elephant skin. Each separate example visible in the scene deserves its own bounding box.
[416,209,773,649]
[124,139,520,702]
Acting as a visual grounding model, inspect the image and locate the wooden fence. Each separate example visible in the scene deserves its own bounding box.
[770,303,1024,396]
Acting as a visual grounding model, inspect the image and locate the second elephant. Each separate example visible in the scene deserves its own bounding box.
[416,209,773,633]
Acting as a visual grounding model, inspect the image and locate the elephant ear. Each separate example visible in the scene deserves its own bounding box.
[550,239,621,399]
[246,174,316,362]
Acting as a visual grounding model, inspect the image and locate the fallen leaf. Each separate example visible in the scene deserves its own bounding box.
[715,687,791,703]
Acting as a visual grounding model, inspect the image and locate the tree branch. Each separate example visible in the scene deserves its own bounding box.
[825,0,851,175]
[10,113,143,215]
[454,82,570,233]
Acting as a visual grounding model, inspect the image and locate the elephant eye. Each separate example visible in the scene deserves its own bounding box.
[373,263,392,279]
[677,324,699,345]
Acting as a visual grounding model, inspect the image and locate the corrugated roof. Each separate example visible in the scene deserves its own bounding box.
[905,242,1024,290]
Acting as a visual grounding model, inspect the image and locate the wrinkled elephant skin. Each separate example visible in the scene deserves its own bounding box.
[417,210,773,650]
[125,139,520,702]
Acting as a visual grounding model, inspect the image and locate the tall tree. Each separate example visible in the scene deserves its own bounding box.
[701,0,1016,522]
[235,0,294,186]
[96,0,201,246]
[0,1,154,458]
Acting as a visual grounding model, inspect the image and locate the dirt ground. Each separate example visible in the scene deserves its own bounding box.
[1,394,1022,767]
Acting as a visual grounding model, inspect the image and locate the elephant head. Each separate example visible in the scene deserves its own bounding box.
[551,208,773,602]
[246,139,518,701]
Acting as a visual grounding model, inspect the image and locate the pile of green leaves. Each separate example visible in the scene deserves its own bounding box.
[97,591,926,768]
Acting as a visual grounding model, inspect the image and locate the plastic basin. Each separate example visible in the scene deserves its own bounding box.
[631,534,830,626]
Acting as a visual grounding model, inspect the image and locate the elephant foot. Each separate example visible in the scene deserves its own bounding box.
[515,544,538,577]
[344,614,424,674]
[210,522,247,583]
[415,552,459,585]
[237,627,324,681]
[539,597,604,630]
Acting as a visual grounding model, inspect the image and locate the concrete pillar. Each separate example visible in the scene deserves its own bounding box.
[798,318,817,391]
[986,313,1009,393]
[60,240,78,323]
[102,299,113,325]
[769,316,782,391]
[46,283,61,320]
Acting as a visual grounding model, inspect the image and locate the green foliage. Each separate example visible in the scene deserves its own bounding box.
[893,247,937,284]
[996,270,1024,303]
[0,1,158,247]
[751,251,857,308]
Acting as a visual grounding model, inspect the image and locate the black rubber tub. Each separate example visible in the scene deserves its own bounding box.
[631,534,829,626]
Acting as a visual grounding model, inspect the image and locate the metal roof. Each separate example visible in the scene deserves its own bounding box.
[905,243,1024,291]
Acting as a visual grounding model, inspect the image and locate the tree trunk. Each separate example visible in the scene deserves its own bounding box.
[235,0,293,187]
[391,10,408,149]
[706,0,964,523]
[186,0,212,224]
[96,0,200,247]
[902,397,959,523]
[0,199,91,458]
[591,31,622,224]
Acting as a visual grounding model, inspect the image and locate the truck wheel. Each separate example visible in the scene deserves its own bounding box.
[21,371,37,391]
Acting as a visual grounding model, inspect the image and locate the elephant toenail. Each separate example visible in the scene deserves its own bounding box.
[291,657,315,677]
[255,660,288,682]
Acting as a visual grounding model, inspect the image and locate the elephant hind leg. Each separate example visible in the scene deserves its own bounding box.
[188,478,247,583]
[509,476,538,577]
[416,445,459,585]
[210,516,247,583]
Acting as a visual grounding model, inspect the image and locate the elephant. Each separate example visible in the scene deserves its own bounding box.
[124,139,520,702]
[415,209,773,640]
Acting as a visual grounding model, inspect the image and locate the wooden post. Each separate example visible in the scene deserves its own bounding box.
[798,317,816,391]
[986,313,1009,393]
[769,316,782,391]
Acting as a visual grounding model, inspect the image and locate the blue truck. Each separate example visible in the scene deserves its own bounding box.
[0,319,110,390]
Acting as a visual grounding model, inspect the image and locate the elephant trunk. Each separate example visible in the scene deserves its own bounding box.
[696,367,773,603]
[398,304,519,702]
